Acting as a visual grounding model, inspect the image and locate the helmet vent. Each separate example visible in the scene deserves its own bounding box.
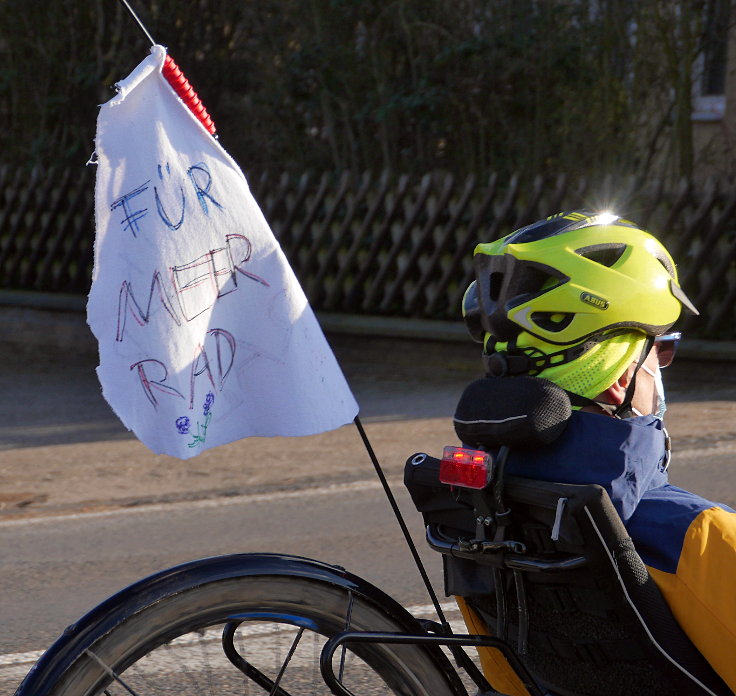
[520,266,565,298]
[575,243,626,268]
[505,213,585,245]
[531,312,574,333]
[655,253,675,278]
[489,272,504,301]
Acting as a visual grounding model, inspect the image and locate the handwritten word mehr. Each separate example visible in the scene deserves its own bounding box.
[116,233,269,342]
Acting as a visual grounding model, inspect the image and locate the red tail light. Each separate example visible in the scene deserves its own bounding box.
[439,446,492,489]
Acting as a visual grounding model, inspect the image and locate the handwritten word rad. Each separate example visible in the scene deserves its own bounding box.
[131,328,235,411]
[110,161,222,237]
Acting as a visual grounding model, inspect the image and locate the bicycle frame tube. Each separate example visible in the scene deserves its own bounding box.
[320,630,547,696]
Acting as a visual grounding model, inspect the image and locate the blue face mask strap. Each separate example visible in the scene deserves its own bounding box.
[641,362,667,419]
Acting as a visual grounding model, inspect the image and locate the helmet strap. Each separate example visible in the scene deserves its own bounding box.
[484,331,654,419]
[484,332,627,378]
[565,391,619,416]
[613,335,655,418]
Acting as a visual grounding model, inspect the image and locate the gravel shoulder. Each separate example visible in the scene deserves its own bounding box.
[2,310,736,519]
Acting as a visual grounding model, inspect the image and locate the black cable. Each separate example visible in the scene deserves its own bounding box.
[513,569,529,656]
[492,568,508,641]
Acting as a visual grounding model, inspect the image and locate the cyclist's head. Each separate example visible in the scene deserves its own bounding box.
[463,211,698,411]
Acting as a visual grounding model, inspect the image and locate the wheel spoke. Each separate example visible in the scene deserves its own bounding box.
[163,635,206,693]
[268,627,304,696]
[84,650,141,696]
[196,630,216,694]
[222,622,295,696]
[339,591,355,683]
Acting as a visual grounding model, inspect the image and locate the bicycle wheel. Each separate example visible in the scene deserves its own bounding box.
[18,554,461,696]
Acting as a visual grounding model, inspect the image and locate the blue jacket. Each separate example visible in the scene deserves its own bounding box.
[505,410,736,691]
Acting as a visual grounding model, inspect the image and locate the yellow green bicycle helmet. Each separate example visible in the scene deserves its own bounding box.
[463,211,698,384]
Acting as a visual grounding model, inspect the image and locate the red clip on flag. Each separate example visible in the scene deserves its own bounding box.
[161,54,216,135]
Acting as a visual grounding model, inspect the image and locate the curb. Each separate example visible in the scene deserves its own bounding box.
[1,290,735,360]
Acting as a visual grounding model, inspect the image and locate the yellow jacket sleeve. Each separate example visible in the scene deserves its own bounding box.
[648,506,736,692]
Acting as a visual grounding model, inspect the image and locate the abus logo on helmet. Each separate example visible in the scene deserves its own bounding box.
[580,292,609,310]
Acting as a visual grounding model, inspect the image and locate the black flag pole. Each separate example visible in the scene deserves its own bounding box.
[353,416,451,632]
[117,0,156,46]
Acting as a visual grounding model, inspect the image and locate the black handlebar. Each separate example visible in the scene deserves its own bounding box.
[426,525,587,572]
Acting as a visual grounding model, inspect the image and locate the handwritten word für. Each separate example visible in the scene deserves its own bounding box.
[110,161,222,238]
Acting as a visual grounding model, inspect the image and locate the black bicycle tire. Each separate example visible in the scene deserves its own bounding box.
[38,570,458,696]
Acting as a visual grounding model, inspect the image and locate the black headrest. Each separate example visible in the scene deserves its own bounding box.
[453,376,571,450]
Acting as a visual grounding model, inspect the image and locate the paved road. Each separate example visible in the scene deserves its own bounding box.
[0,482,442,651]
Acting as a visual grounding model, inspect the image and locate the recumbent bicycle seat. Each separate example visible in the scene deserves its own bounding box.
[404,376,730,696]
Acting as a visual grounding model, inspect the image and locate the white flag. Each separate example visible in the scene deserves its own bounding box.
[87,45,358,459]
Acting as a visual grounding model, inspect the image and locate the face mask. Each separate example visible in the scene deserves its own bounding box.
[641,364,666,419]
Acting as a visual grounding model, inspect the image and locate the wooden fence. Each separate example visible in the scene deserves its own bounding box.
[2,164,736,337]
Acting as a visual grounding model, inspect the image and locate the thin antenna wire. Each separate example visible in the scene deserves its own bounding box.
[353,416,451,632]
[117,0,156,46]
